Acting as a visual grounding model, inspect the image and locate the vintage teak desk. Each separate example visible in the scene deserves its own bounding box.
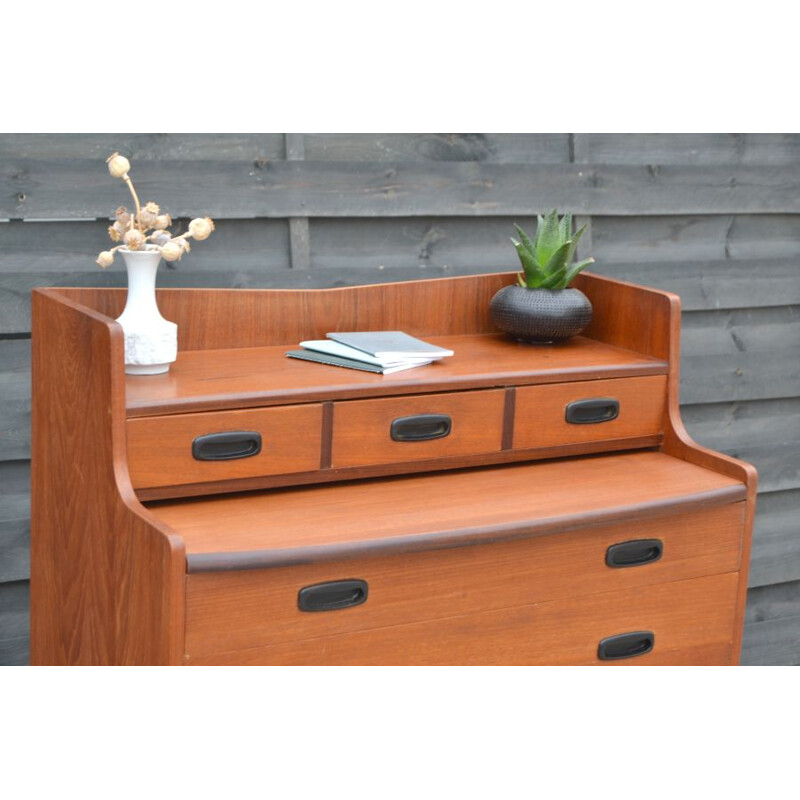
[30,273,757,665]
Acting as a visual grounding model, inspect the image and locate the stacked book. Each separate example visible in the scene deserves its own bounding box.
[286,331,454,374]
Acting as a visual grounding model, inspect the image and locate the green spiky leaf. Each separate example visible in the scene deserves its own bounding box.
[513,224,537,259]
[534,209,563,267]
[512,240,546,287]
[563,257,595,287]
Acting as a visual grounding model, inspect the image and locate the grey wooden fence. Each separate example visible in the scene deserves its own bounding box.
[1,133,798,665]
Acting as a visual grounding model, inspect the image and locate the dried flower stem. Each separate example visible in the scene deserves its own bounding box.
[123,175,143,231]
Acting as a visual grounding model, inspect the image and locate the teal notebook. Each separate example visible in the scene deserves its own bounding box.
[285,349,432,375]
[325,331,454,359]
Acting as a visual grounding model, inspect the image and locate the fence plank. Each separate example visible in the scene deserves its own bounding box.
[591,213,800,263]
[594,260,800,311]
[0,133,285,161]
[0,218,290,273]
[0,340,29,461]
[742,580,800,665]
[303,133,571,163]
[4,161,800,219]
[748,490,800,588]
[575,133,800,166]
[0,581,28,666]
[0,462,29,584]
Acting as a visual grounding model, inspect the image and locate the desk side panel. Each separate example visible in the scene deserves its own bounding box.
[30,290,185,665]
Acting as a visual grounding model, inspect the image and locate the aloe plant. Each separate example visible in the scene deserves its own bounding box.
[511,210,594,289]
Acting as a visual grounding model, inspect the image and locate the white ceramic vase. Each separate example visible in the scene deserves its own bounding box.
[117,246,177,375]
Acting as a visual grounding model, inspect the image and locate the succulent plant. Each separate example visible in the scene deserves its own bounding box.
[95,153,215,268]
[511,210,594,289]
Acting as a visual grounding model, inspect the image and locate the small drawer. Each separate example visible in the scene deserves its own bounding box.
[184,503,744,661]
[188,572,740,665]
[513,375,667,450]
[127,404,323,489]
[331,389,506,468]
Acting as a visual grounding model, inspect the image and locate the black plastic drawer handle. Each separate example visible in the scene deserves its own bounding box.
[298,579,368,612]
[565,398,620,424]
[606,539,663,568]
[390,414,452,442]
[598,631,655,661]
[192,431,262,461]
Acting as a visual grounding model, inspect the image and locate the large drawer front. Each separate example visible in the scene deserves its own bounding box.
[185,503,744,662]
[514,375,667,450]
[189,572,740,666]
[127,404,323,489]
[331,389,506,468]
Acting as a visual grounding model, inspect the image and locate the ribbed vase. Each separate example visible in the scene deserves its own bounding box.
[117,246,177,375]
[490,285,593,343]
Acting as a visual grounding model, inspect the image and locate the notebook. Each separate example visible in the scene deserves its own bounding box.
[285,349,434,375]
[325,331,454,360]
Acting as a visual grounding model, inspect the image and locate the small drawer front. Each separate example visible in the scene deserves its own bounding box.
[185,503,744,661]
[331,389,506,468]
[513,375,667,450]
[127,404,323,489]
[189,572,740,665]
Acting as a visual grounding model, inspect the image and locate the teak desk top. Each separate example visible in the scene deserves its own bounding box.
[125,333,668,417]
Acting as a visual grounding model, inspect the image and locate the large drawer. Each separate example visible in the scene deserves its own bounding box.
[127,404,323,489]
[331,389,506,468]
[184,503,744,662]
[188,571,740,666]
[513,375,667,450]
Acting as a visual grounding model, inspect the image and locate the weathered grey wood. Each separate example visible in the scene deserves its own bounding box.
[0,581,29,666]
[0,219,291,273]
[591,213,800,263]
[0,133,285,161]
[4,161,800,219]
[679,307,800,405]
[285,134,311,270]
[594,259,800,311]
[741,580,800,665]
[303,133,571,163]
[575,133,800,166]
[748,490,800,588]
[681,398,800,493]
[0,340,30,460]
[0,462,29,584]
[309,217,531,271]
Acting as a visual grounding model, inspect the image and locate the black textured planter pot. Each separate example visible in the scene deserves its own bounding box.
[489,285,593,343]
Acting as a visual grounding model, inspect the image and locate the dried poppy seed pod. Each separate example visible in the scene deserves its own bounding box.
[96,250,115,268]
[123,229,146,250]
[114,206,131,225]
[176,238,191,254]
[160,241,183,262]
[154,214,172,230]
[108,224,123,243]
[106,152,130,179]
[138,201,160,228]
[150,230,172,247]
[188,217,215,241]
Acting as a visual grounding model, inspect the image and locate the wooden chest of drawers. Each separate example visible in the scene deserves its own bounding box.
[29,272,757,665]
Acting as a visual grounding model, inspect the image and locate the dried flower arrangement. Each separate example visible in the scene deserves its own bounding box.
[95,153,215,268]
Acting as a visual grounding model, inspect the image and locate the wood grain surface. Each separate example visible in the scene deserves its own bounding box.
[30,289,185,664]
[186,572,740,665]
[331,389,505,468]
[185,503,744,658]
[146,450,746,570]
[126,403,323,489]
[514,375,667,450]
